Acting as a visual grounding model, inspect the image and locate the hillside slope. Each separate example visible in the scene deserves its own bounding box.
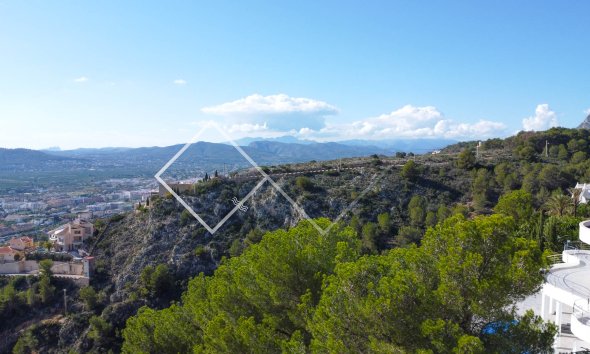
[12,127,590,352]
[48,153,475,352]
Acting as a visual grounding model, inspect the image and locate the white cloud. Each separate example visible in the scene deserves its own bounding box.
[202,93,338,115]
[298,127,314,136]
[201,93,338,131]
[226,122,268,133]
[585,108,590,116]
[198,98,505,142]
[74,76,88,83]
[173,79,187,85]
[522,104,558,131]
[298,105,506,141]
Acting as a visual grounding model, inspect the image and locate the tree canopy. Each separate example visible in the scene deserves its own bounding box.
[122,215,555,353]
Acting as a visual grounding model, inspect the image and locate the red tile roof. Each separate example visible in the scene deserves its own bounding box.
[0,246,15,254]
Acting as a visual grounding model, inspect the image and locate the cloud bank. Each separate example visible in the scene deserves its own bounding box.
[202,94,338,131]
[522,104,558,131]
[201,94,507,141]
[299,105,506,141]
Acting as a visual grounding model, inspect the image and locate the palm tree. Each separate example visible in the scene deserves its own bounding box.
[545,194,571,217]
[569,188,582,217]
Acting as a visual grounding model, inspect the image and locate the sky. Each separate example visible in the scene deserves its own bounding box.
[0,0,589,149]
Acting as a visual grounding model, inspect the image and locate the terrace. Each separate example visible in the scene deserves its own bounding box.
[535,220,590,351]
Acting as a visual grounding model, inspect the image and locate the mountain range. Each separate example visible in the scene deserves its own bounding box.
[0,138,454,176]
[233,136,456,152]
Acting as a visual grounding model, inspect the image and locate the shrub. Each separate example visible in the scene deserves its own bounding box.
[456,149,476,169]
[295,176,314,192]
[401,160,419,181]
[109,214,125,222]
[79,286,98,311]
[194,245,208,258]
[140,264,174,298]
[180,209,192,226]
[88,315,112,342]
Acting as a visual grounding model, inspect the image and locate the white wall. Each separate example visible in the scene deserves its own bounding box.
[579,221,590,245]
[572,314,590,343]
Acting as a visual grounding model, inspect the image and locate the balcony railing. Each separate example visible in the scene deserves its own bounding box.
[572,298,590,342]
[565,240,590,251]
[546,253,563,265]
[574,299,590,321]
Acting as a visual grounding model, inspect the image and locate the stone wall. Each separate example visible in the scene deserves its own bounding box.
[0,260,84,276]
[0,262,21,274]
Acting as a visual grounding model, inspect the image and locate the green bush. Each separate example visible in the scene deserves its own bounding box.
[140,264,174,298]
[295,176,314,191]
[401,160,419,181]
[456,149,476,169]
[194,245,208,258]
[180,209,192,226]
[79,286,98,311]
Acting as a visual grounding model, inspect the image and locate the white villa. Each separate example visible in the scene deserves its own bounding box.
[525,219,590,351]
[49,218,94,251]
[574,183,590,204]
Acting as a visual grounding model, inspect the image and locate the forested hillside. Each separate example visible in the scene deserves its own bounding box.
[122,217,555,353]
[6,127,590,353]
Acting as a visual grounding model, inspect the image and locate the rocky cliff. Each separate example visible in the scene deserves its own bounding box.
[93,156,472,300]
[578,113,590,129]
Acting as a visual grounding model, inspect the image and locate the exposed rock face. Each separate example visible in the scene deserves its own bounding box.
[92,163,469,300]
[577,114,590,129]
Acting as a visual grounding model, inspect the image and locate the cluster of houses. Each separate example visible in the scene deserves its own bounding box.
[0,218,96,285]
[0,218,95,264]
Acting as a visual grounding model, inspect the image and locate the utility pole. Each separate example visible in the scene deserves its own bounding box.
[63,289,67,315]
[545,140,549,157]
[476,141,481,159]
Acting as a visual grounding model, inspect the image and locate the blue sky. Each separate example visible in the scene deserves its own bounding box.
[1,1,589,149]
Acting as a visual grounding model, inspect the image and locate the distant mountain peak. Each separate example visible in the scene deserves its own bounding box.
[578,113,590,130]
[233,135,315,146]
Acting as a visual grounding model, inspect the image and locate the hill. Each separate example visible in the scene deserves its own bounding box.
[7,127,590,352]
[2,139,451,193]
[0,148,72,170]
[48,140,394,167]
[2,151,478,352]
[0,140,396,192]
